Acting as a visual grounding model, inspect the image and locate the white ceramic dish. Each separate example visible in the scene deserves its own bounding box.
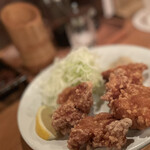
[18,45,150,150]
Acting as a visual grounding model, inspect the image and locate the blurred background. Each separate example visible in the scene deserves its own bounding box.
[2,1,150,150]
[0,0,145,50]
[0,0,150,102]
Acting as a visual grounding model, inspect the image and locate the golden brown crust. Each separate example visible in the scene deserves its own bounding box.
[102,63,147,83]
[57,86,75,105]
[111,84,150,129]
[101,63,150,130]
[52,82,93,135]
[68,113,132,150]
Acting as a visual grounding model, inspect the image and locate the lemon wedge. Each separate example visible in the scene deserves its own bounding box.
[35,105,57,140]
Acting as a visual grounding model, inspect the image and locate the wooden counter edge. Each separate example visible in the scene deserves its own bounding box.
[141,143,150,150]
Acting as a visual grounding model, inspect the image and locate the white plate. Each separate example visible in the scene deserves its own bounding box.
[18,45,150,150]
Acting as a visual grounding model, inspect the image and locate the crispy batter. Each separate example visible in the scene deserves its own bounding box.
[68,113,132,150]
[110,84,150,129]
[101,63,147,101]
[101,63,150,130]
[52,82,93,135]
[57,86,75,105]
[102,63,147,83]
[57,82,93,113]
[102,68,132,101]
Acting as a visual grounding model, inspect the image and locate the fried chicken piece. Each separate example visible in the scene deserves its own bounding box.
[102,63,147,84]
[58,82,93,114]
[101,63,150,129]
[57,86,75,105]
[101,63,148,101]
[68,113,132,150]
[52,82,93,135]
[110,84,150,130]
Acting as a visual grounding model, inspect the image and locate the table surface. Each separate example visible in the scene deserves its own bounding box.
[1,19,150,150]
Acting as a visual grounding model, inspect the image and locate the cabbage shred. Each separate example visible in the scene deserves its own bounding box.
[40,47,104,107]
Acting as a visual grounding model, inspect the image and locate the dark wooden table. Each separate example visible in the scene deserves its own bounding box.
[1,19,150,150]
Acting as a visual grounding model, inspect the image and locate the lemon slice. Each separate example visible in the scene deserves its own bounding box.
[35,105,57,140]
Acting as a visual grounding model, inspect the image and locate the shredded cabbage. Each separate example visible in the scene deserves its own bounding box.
[40,47,104,107]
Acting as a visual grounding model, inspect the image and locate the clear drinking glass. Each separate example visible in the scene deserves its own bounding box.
[66,2,96,49]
